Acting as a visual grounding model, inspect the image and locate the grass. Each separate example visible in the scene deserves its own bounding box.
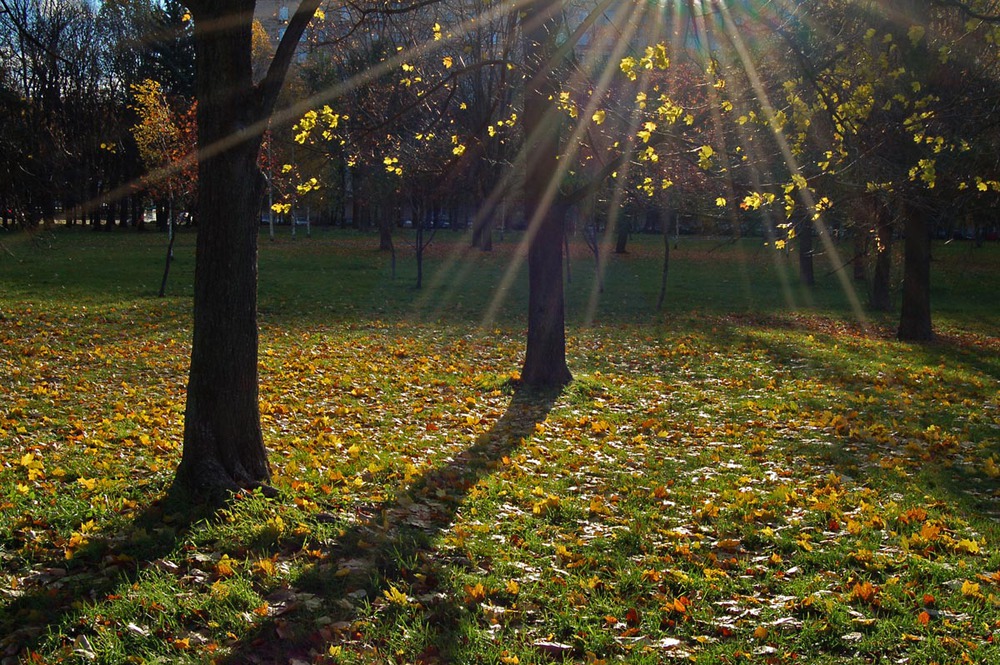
[1,225,999,664]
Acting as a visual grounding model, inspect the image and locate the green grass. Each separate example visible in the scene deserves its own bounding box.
[1,226,999,664]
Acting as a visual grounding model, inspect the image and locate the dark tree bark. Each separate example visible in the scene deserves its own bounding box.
[870,205,893,312]
[175,0,321,493]
[798,215,814,287]
[657,209,674,311]
[378,216,394,251]
[614,217,629,254]
[520,0,571,388]
[897,203,933,340]
[893,0,933,341]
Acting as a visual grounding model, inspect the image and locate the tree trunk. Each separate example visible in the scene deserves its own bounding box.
[870,206,893,312]
[798,215,814,287]
[615,217,629,254]
[378,217,393,251]
[564,228,571,284]
[118,197,130,228]
[105,195,116,231]
[176,0,269,492]
[520,0,571,388]
[897,202,933,340]
[415,218,425,289]
[657,209,674,310]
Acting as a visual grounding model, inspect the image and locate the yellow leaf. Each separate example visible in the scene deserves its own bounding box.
[589,496,611,515]
[983,457,1000,478]
[955,539,981,555]
[443,56,453,68]
[464,582,486,603]
[592,109,606,125]
[253,558,276,577]
[383,585,410,605]
[532,494,560,515]
[920,522,941,542]
[961,580,982,598]
[216,555,235,577]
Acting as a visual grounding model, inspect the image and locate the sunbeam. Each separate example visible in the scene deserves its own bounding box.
[714,0,870,327]
[482,0,650,329]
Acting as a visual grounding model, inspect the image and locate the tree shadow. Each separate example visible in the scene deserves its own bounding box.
[723,316,1000,512]
[218,383,561,664]
[0,483,228,659]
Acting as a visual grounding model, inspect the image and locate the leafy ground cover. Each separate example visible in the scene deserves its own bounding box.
[1,228,999,664]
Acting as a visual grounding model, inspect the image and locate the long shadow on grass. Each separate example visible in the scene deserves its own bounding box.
[218,384,560,665]
[0,483,221,659]
[733,318,1000,513]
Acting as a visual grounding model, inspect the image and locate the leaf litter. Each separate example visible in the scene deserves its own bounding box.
[1,301,999,664]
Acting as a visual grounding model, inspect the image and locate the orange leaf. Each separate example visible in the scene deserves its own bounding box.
[464,582,486,603]
[918,611,931,625]
[851,580,878,604]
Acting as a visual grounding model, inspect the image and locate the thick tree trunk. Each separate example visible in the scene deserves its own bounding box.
[522,203,571,386]
[176,0,269,492]
[520,0,571,388]
[897,203,933,340]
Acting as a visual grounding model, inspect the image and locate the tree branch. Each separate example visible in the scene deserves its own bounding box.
[933,0,1000,23]
[255,0,323,120]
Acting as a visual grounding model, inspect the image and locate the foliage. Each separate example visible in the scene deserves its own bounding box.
[129,79,197,208]
[1,229,999,663]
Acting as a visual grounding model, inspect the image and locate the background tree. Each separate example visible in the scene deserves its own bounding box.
[519,0,573,387]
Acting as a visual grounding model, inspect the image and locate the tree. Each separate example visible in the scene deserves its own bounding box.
[175,0,322,493]
[130,78,197,294]
[519,0,572,387]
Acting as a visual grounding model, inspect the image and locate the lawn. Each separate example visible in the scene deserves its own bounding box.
[1,226,999,664]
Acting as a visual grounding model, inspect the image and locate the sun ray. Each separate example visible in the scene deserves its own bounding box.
[579,1,676,325]
[482,0,651,329]
[714,0,870,325]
